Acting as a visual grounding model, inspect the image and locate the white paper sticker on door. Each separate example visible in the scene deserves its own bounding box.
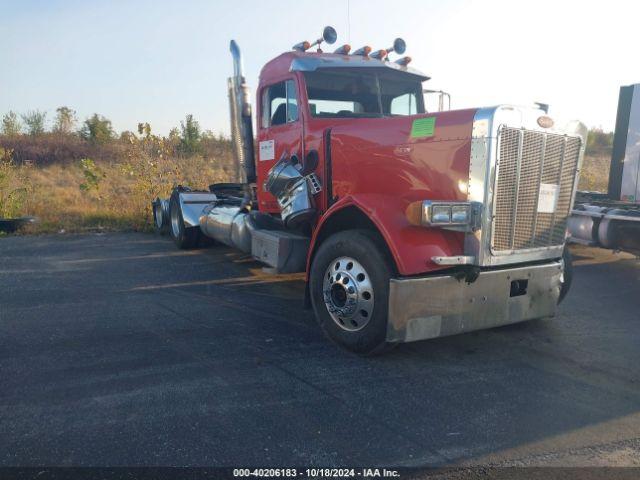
[537,183,559,213]
[259,140,275,161]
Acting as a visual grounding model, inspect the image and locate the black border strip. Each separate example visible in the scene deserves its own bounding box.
[0,467,639,480]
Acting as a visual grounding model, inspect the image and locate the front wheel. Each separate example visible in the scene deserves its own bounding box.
[169,194,200,249]
[309,230,392,355]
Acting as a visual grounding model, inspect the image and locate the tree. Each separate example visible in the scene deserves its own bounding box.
[80,114,114,144]
[137,122,151,138]
[53,106,76,134]
[179,114,201,156]
[586,128,614,156]
[21,110,47,136]
[120,130,136,143]
[168,127,180,141]
[1,111,21,136]
[201,129,215,140]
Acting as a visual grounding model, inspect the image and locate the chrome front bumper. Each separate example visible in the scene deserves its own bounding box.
[387,261,563,343]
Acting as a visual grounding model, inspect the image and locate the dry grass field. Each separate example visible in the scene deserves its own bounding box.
[0,134,236,234]
[579,153,611,193]
[0,129,612,235]
[20,157,234,233]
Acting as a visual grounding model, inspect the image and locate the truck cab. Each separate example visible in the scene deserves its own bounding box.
[256,50,427,215]
[155,29,588,354]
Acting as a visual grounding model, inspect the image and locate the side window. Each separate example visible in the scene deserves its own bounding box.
[286,80,298,123]
[261,80,298,128]
[390,92,418,116]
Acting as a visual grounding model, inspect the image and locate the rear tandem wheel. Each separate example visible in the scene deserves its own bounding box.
[169,193,200,249]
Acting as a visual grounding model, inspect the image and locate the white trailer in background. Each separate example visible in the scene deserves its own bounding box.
[568,84,640,255]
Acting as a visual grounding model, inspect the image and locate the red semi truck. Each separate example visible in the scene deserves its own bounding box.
[153,27,587,354]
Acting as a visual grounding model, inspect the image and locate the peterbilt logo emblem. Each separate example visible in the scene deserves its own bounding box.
[537,115,554,128]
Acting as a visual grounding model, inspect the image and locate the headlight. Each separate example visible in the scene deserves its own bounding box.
[406,200,482,231]
[431,205,451,223]
[451,205,470,224]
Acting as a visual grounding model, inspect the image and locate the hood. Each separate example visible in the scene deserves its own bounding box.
[328,109,478,204]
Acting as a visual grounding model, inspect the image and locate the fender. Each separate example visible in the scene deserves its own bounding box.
[171,188,217,228]
[306,194,465,278]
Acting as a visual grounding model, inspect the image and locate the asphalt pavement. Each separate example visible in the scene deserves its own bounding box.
[0,233,639,468]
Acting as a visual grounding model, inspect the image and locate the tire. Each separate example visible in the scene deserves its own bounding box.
[169,193,200,249]
[558,247,573,304]
[309,229,392,355]
[152,198,167,235]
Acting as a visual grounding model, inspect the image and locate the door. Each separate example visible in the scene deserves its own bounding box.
[256,79,304,212]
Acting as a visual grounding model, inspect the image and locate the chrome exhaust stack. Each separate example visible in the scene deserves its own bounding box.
[228,40,256,186]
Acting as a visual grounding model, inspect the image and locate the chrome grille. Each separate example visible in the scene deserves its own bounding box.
[492,127,582,252]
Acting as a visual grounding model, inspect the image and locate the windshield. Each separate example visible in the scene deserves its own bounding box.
[304,68,425,118]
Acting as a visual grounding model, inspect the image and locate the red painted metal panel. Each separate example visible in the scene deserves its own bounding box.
[256,52,477,276]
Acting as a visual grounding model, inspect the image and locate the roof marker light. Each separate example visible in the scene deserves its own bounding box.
[370,49,388,60]
[333,44,351,55]
[395,56,412,66]
[352,46,372,57]
[292,41,311,52]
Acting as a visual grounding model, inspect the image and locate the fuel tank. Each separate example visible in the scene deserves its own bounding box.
[199,202,252,253]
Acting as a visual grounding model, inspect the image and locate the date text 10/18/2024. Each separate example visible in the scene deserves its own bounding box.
[233,468,401,478]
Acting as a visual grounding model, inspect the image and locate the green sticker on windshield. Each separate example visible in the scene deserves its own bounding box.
[410,117,436,138]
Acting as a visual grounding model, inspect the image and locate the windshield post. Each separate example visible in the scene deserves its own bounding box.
[374,73,384,117]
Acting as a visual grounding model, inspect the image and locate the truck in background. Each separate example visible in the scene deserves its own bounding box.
[568,84,640,256]
[153,27,587,354]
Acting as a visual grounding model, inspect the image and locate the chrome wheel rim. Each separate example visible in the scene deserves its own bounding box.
[154,202,164,229]
[322,256,374,331]
[170,203,181,238]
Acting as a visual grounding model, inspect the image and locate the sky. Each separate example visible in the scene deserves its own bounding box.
[0,0,638,136]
